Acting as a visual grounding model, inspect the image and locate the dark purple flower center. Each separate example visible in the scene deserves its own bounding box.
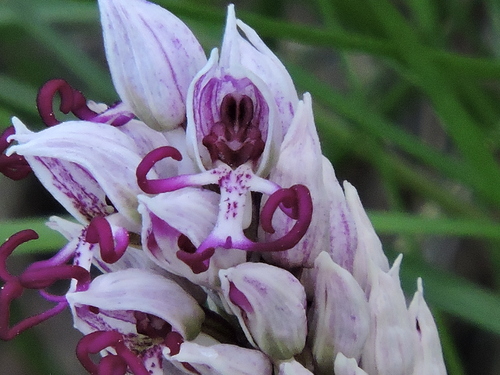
[202,94,265,168]
[134,311,171,340]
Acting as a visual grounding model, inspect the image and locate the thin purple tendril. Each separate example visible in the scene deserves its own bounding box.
[254,184,313,252]
[0,126,31,180]
[0,230,90,340]
[176,184,313,273]
[136,146,183,194]
[86,217,129,264]
[76,330,149,375]
[37,79,98,126]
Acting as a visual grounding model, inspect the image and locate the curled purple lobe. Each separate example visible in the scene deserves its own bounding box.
[76,330,149,375]
[36,79,133,127]
[0,126,31,180]
[0,230,90,340]
[85,217,129,264]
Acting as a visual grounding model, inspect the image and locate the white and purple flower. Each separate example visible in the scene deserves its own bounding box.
[0,0,447,374]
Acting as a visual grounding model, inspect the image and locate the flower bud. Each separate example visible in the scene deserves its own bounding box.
[309,252,370,375]
[275,359,314,375]
[219,263,307,359]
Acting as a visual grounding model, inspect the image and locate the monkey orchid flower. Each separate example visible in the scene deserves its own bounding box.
[0,0,448,374]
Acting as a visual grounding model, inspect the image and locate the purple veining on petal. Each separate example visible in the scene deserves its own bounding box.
[35,157,109,222]
[76,330,149,375]
[86,217,129,264]
[0,126,31,180]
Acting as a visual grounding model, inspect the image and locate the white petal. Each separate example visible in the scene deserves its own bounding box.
[334,353,369,375]
[168,341,272,375]
[99,0,207,130]
[67,268,204,340]
[408,279,447,375]
[310,252,370,374]
[219,263,307,360]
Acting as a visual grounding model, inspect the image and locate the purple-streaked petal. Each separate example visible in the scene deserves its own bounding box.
[222,5,298,136]
[275,359,314,375]
[344,181,390,293]
[408,278,447,375]
[186,47,277,176]
[98,0,207,131]
[309,252,370,374]
[219,263,307,360]
[67,268,204,340]
[322,157,358,273]
[8,118,146,227]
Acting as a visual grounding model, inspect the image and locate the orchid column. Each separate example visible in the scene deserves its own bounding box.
[0,0,447,374]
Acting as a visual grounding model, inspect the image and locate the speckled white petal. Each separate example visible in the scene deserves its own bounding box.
[8,119,145,227]
[344,181,390,293]
[98,0,207,131]
[322,157,358,273]
[138,188,245,288]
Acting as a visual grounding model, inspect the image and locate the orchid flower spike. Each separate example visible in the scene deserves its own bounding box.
[0,0,448,374]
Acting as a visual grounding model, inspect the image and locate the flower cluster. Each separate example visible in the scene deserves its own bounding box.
[0,0,447,374]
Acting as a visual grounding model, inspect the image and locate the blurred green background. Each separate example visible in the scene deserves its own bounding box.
[1,0,500,374]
